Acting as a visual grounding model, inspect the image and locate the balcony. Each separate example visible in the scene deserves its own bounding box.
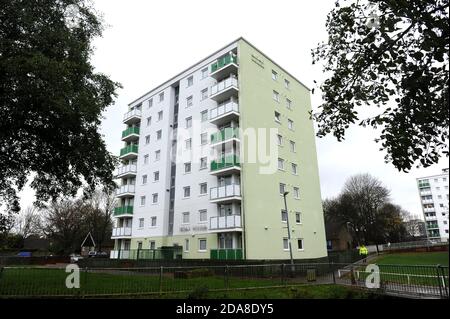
[210,154,240,176]
[119,144,138,160]
[209,215,242,232]
[111,227,132,238]
[421,199,434,205]
[116,184,135,198]
[210,184,241,203]
[211,127,239,147]
[210,101,239,126]
[420,190,432,196]
[423,207,436,213]
[114,205,133,217]
[121,126,140,142]
[123,109,142,124]
[116,164,137,178]
[210,76,238,102]
[210,54,238,80]
[210,249,243,260]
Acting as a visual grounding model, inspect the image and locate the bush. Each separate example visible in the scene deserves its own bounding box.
[187,286,209,299]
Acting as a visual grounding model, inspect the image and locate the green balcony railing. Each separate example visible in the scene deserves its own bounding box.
[114,205,134,216]
[122,126,140,138]
[211,127,239,144]
[210,249,243,260]
[120,144,138,156]
[211,54,238,73]
[210,154,240,172]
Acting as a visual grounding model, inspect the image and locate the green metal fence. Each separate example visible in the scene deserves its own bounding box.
[1,263,447,298]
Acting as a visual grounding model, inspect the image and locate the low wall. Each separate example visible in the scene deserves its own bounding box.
[0,256,70,266]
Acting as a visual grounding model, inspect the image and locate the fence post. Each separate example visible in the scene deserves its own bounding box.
[82,267,88,298]
[350,266,356,285]
[225,265,229,290]
[281,264,285,286]
[436,264,445,299]
[159,266,163,294]
[331,262,336,284]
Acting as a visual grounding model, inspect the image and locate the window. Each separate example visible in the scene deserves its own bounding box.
[286,98,292,109]
[201,67,208,79]
[283,238,289,250]
[184,162,191,173]
[200,133,208,145]
[148,98,153,108]
[155,150,161,161]
[200,183,207,195]
[277,134,283,146]
[434,178,438,182]
[201,88,208,100]
[281,209,288,222]
[279,183,286,195]
[186,96,193,108]
[154,171,159,181]
[200,157,207,169]
[285,79,290,89]
[158,111,163,121]
[152,193,158,203]
[288,119,294,130]
[444,177,447,182]
[290,140,296,153]
[293,187,300,199]
[149,241,156,250]
[145,135,150,144]
[274,111,281,122]
[140,196,146,206]
[146,116,152,126]
[278,158,285,170]
[273,90,280,102]
[199,239,207,251]
[183,186,191,198]
[151,216,157,227]
[144,154,149,164]
[201,110,208,122]
[185,138,192,150]
[291,163,298,175]
[297,239,304,250]
[139,218,144,228]
[142,174,147,184]
[185,116,192,128]
[272,70,278,81]
[184,239,190,252]
[199,210,207,222]
[295,212,301,224]
[182,212,190,224]
[159,92,164,102]
[156,130,162,140]
[187,76,193,87]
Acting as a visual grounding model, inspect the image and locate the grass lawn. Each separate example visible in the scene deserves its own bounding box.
[151,285,395,299]
[374,251,449,266]
[347,251,449,287]
[0,267,289,297]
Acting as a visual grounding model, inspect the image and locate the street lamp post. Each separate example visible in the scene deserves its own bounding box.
[283,191,295,274]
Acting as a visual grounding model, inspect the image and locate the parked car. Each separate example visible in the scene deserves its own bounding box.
[88,251,109,258]
[70,253,83,263]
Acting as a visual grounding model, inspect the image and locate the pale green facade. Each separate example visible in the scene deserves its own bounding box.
[124,38,327,260]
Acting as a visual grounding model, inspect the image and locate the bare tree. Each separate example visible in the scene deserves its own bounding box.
[43,199,88,254]
[84,189,115,252]
[14,206,43,239]
[324,173,408,252]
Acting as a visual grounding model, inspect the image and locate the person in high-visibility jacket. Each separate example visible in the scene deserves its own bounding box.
[359,244,368,263]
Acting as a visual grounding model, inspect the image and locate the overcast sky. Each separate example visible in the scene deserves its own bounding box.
[17,0,449,219]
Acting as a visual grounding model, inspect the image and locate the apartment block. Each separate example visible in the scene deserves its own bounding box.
[416,168,449,240]
[110,38,327,260]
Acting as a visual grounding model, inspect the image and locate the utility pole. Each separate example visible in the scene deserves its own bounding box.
[283,191,295,274]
